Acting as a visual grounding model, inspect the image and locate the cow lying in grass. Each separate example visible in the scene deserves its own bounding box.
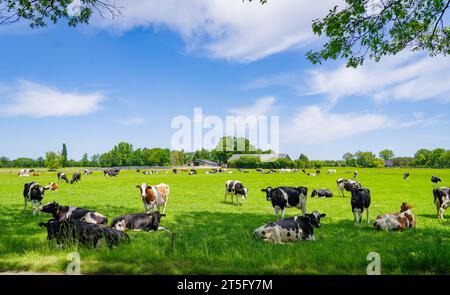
[253,211,326,244]
[111,211,166,232]
[40,201,108,224]
[373,203,416,231]
[311,188,333,198]
[39,219,129,249]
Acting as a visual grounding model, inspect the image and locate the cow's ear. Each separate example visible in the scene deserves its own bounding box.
[38,222,47,228]
[320,213,326,218]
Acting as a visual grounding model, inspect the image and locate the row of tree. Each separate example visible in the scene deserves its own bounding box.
[1,141,449,169]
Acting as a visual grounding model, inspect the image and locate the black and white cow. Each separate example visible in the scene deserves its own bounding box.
[431,176,442,185]
[225,180,248,205]
[261,186,308,219]
[23,182,48,215]
[351,187,371,225]
[433,187,450,220]
[70,173,81,184]
[353,170,359,178]
[39,219,129,249]
[40,201,108,224]
[111,211,166,232]
[104,169,120,177]
[337,178,361,197]
[403,172,410,180]
[84,169,93,175]
[311,188,333,198]
[253,211,326,243]
[57,172,69,183]
[189,169,197,175]
[18,169,34,177]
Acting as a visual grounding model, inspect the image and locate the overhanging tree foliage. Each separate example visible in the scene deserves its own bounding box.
[0,0,120,28]
[307,0,450,67]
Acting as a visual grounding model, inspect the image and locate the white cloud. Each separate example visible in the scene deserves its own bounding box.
[92,0,338,62]
[118,117,146,126]
[0,80,104,117]
[227,96,276,117]
[307,53,450,104]
[282,105,392,144]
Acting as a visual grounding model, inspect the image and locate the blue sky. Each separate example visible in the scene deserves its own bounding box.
[0,0,449,160]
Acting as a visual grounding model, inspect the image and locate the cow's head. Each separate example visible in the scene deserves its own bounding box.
[30,184,47,201]
[261,187,273,201]
[305,211,326,228]
[400,202,413,212]
[147,211,166,230]
[311,190,318,198]
[40,201,59,214]
[39,219,58,240]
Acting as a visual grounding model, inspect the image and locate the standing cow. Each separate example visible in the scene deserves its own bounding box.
[261,186,308,219]
[70,173,81,184]
[136,183,169,214]
[337,178,361,197]
[57,172,69,183]
[224,180,248,205]
[433,187,450,220]
[351,187,371,225]
[23,182,48,215]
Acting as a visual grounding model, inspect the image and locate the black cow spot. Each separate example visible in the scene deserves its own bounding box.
[261,231,265,236]
[287,232,291,237]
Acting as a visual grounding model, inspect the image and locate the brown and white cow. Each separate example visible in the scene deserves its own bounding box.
[45,182,59,191]
[136,183,169,214]
[373,203,416,231]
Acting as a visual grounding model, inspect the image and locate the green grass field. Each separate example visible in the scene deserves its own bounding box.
[0,167,449,274]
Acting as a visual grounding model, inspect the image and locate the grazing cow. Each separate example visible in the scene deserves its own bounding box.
[337,178,361,197]
[431,176,442,185]
[137,183,169,214]
[111,211,166,232]
[353,170,359,178]
[40,201,108,224]
[39,219,129,249]
[136,169,141,173]
[350,187,371,225]
[327,169,336,174]
[18,169,34,177]
[433,187,450,220]
[189,169,197,175]
[84,169,93,175]
[23,182,48,215]
[253,211,326,243]
[256,168,264,173]
[224,180,248,205]
[261,186,308,219]
[373,203,416,231]
[301,169,306,174]
[70,173,81,184]
[311,188,333,198]
[57,172,69,183]
[45,182,59,191]
[316,169,321,175]
[104,169,120,177]
[403,172,410,180]
[307,173,316,177]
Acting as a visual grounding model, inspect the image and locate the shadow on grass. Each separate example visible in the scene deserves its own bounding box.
[1,205,449,274]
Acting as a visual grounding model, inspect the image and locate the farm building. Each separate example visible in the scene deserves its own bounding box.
[384,160,394,168]
[227,153,291,163]
[192,159,220,167]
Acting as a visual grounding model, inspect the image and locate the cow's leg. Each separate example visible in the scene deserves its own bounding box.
[274,207,280,220]
[366,207,370,224]
[301,202,306,216]
[439,207,445,220]
[281,208,286,220]
[162,202,167,215]
[224,190,227,203]
[23,198,27,211]
[358,210,363,224]
[31,200,36,216]
[353,209,357,225]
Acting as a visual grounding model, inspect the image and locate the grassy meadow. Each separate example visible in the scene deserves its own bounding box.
[0,167,449,274]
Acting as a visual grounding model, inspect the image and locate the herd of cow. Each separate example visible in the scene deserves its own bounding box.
[19,168,450,247]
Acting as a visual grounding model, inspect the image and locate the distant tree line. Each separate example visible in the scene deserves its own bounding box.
[1,141,449,169]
